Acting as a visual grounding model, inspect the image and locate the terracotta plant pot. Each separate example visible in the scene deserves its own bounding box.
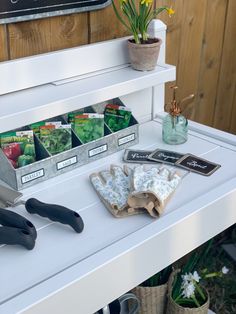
[131,283,168,314]
[127,38,162,71]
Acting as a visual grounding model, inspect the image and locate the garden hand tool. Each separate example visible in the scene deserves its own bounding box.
[0,184,84,233]
[90,164,146,217]
[0,208,37,250]
[128,165,181,217]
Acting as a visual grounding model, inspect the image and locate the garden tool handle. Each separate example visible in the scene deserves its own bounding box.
[25,198,84,233]
[0,226,35,250]
[0,208,37,240]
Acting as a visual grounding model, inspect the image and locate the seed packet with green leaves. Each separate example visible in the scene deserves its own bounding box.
[73,113,104,144]
[68,111,84,124]
[104,104,132,132]
[39,124,72,155]
[30,121,62,136]
[30,121,46,136]
[0,130,36,168]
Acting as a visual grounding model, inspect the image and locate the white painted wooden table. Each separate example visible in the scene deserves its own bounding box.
[0,118,235,314]
[0,20,235,314]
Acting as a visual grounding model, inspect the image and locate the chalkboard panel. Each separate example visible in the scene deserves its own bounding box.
[0,0,111,24]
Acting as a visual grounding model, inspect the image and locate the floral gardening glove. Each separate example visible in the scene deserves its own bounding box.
[90,165,146,217]
[128,165,181,218]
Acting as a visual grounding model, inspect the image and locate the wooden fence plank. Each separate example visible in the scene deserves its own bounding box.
[47,14,89,51]
[8,13,88,59]
[8,19,52,59]
[229,86,236,134]
[0,25,8,61]
[156,0,184,105]
[174,0,207,120]
[89,0,129,43]
[194,0,227,127]
[213,0,236,132]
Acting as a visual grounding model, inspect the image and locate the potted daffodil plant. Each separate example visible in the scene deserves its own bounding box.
[112,0,174,71]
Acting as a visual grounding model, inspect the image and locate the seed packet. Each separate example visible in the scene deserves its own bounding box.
[0,130,36,168]
[73,113,104,144]
[39,124,72,155]
[68,111,84,124]
[30,121,62,136]
[104,104,132,132]
[30,121,46,136]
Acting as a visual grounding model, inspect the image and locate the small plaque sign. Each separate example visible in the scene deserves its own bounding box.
[57,156,77,170]
[21,168,44,184]
[175,154,221,176]
[148,149,185,165]
[118,133,135,146]
[123,149,156,163]
[88,144,107,157]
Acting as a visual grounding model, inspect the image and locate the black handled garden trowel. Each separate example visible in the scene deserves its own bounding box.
[0,184,84,234]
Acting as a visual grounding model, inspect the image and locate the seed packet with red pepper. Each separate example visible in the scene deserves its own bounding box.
[104,104,132,132]
[0,130,36,168]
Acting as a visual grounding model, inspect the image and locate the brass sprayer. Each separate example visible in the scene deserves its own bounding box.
[164,86,195,117]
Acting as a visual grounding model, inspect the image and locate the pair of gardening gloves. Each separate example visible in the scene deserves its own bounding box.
[90,164,182,218]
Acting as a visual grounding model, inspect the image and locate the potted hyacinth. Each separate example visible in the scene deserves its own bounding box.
[167,267,229,314]
[112,0,174,71]
[167,241,230,314]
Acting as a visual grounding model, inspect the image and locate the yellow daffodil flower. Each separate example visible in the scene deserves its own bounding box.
[167,7,175,17]
[140,0,153,7]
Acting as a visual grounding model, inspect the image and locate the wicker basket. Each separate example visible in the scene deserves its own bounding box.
[166,270,210,314]
[131,284,168,314]
[166,293,209,314]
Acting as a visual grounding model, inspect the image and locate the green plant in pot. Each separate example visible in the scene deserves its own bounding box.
[131,265,172,314]
[167,240,229,314]
[112,0,174,71]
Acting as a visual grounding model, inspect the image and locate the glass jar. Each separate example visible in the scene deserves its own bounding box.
[162,113,188,145]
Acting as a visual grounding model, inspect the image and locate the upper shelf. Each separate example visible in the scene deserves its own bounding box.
[0,63,175,133]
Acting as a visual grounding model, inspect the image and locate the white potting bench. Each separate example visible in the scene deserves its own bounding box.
[0,20,235,314]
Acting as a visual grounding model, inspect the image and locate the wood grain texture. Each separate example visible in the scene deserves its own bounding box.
[0,25,8,61]
[89,0,129,43]
[174,0,207,120]
[47,13,89,51]
[156,0,184,105]
[213,0,236,132]
[8,13,88,59]
[229,86,236,134]
[8,18,52,59]
[194,0,227,126]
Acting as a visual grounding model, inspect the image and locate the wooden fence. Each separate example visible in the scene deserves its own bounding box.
[0,0,235,134]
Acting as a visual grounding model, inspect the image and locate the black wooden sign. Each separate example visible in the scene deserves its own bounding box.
[175,154,221,176]
[148,149,185,165]
[123,149,156,164]
[0,0,111,24]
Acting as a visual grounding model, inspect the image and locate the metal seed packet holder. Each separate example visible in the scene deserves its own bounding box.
[0,98,139,190]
